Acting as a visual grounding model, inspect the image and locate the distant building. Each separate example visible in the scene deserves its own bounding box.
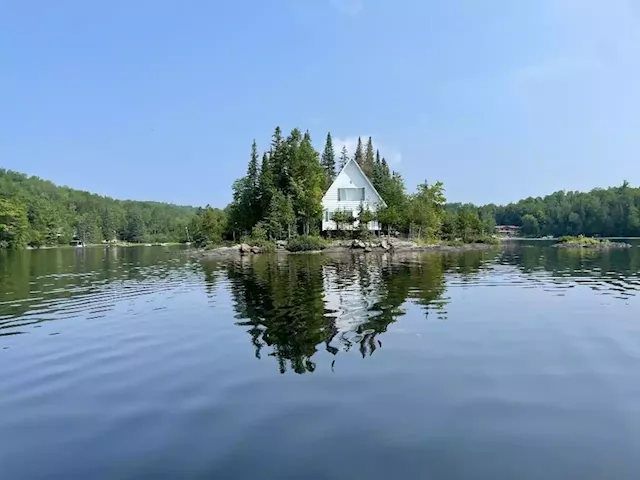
[495,225,521,237]
[321,158,386,231]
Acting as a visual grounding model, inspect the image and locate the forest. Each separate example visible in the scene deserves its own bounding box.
[489,182,640,238]
[2,125,639,249]
[0,169,198,249]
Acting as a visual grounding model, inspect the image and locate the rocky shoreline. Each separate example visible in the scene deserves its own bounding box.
[552,241,632,250]
[189,238,500,259]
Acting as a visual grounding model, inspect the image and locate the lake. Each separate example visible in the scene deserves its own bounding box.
[2,243,640,479]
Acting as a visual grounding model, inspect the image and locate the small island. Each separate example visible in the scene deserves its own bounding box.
[552,235,632,249]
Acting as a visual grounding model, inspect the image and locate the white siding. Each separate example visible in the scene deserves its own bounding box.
[321,159,384,231]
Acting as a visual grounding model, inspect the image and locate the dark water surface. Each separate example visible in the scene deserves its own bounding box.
[2,243,640,479]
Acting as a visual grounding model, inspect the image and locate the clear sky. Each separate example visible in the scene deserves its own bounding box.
[2,0,639,207]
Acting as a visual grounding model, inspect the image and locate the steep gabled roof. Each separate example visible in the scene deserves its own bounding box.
[322,158,387,208]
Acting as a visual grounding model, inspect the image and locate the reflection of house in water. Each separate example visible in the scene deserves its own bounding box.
[322,263,382,334]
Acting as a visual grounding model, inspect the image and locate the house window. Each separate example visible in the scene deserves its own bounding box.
[338,187,365,201]
[324,210,333,221]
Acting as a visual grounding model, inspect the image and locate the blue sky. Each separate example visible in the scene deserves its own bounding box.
[2,0,639,207]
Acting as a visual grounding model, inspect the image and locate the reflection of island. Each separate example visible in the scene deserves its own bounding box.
[224,252,489,374]
[223,245,640,375]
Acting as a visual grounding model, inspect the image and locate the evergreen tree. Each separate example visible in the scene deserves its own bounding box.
[339,145,349,170]
[321,132,336,189]
[372,149,383,191]
[354,137,364,171]
[259,152,275,219]
[381,157,390,178]
[363,136,375,178]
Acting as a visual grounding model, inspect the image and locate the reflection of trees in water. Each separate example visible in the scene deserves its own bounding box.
[226,255,329,374]
[498,244,640,295]
[226,252,489,374]
[0,246,191,336]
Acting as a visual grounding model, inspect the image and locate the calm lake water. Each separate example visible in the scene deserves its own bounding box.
[2,242,640,479]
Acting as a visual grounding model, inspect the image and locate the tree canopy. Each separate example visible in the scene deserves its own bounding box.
[0,168,197,248]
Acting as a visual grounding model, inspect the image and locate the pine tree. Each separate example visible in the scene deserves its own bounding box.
[321,132,336,189]
[354,137,364,170]
[259,152,275,219]
[248,140,259,191]
[339,145,349,170]
[381,157,390,178]
[248,140,261,225]
[363,136,375,178]
[271,126,287,192]
[372,149,383,191]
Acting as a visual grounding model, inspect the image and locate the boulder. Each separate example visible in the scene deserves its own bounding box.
[364,246,373,253]
[380,239,390,250]
[239,243,251,254]
[250,246,262,254]
[352,239,366,249]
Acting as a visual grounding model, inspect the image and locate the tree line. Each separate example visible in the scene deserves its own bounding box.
[470,181,640,238]
[5,126,635,249]
[0,169,198,249]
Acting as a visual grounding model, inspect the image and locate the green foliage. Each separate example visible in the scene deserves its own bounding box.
[0,169,196,248]
[357,202,376,238]
[469,235,500,245]
[354,137,364,171]
[266,191,295,240]
[521,214,540,237]
[321,133,336,189]
[338,145,349,170]
[363,136,375,178]
[240,223,276,252]
[189,206,227,247]
[440,206,494,243]
[331,209,355,234]
[286,235,328,252]
[0,198,29,249]
[556,235,606,245]
[493,182,640,237]
[406,181,446,239]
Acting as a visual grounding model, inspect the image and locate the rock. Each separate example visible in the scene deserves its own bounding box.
[276,240,287,248]
[351,239,366,249]
[380,239,390,250]
[250,246,262,254]
[239,243,251,254]
[364,246,373,253]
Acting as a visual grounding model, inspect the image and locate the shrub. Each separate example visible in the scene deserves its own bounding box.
[240,223,276,252]
[470,235,500,245]
[556,235,605,245]
[286,235,328,252]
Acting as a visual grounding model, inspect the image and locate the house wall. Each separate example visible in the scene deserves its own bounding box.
[321,161,382,231]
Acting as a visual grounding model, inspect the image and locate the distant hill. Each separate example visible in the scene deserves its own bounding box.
[0,168,197,248]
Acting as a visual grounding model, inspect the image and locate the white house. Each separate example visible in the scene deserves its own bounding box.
[321,158,387,231]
